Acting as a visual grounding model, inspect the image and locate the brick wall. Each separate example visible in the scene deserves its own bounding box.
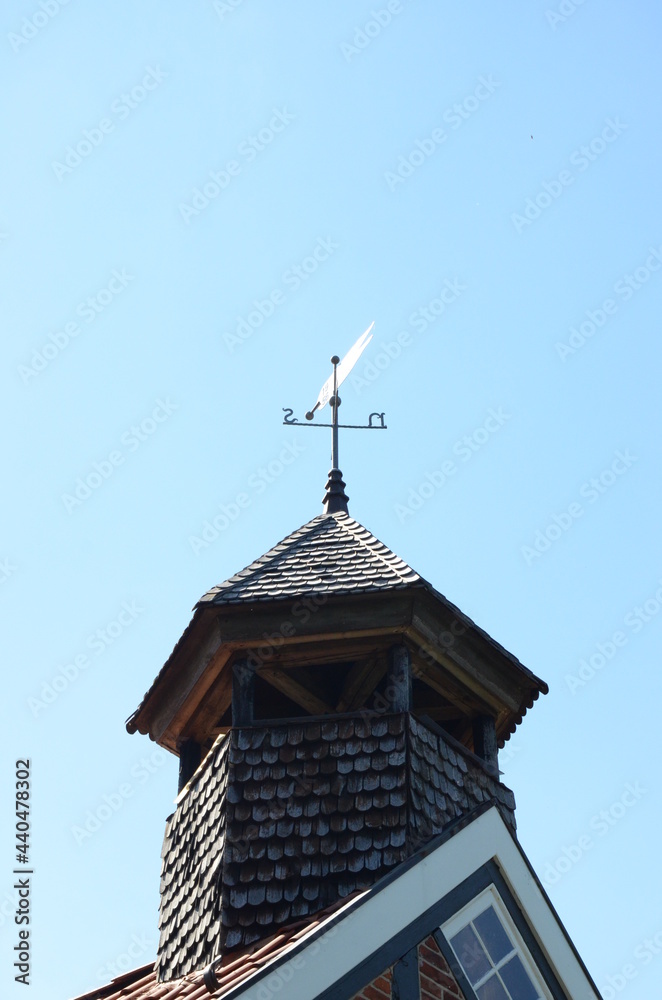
[350,934,465,1000]
[352,968,392,999]
[418,934,465,1000]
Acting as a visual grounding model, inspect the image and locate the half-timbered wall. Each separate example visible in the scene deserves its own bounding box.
[351,935,465,1000]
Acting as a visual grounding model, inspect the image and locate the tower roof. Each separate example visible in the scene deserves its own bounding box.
[197,510,421,606]
[127,509,547,753]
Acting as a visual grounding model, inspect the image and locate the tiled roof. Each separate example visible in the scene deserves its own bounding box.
[197,511,422,606]
[156,712,516,982]
[71,894,365,1000]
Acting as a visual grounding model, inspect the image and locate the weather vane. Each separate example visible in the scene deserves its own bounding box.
[282,322,387,475]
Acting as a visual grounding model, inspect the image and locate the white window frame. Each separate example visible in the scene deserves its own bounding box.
[441,884,554,1000]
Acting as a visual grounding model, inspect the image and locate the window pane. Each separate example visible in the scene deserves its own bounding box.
[476,975,510,1000]
[474,906,513,964]
[450,925,492,985]
[500,956,540,1000]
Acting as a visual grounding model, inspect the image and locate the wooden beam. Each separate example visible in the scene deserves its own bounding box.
[232,660,255,726]
[386,644,412,712]
[134,592,412,740]
[455,719,474,749]
[473,715,499,777]
[335,656,386,712]
[411,604,525,712]
[215,593,414,646]
[420,705,465,723]
[177,739,202,792]
[136,581,544,759]
[410,618,507,711]
[413,655,494,715]
[270,637,389,668]
[171,664,233,747]
[258,667,335,716]
[392,946,420,999]
[147,620,233,742]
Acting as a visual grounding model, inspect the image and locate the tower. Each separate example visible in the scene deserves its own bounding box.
[85,469,601,999]
[73,420,603,998]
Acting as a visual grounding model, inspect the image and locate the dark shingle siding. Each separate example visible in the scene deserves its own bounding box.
[156,714,516,982]
[156,736,230,982]
[408,716,516,844]
[221,714,409,951]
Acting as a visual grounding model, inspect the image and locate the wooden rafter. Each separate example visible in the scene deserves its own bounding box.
[335,656,387,712]
[258,667,335,716]
[413,657,493,716]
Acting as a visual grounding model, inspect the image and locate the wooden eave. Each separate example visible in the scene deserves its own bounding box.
[126,584,547,755]
[127,591,417,752]
[410,587,548,744]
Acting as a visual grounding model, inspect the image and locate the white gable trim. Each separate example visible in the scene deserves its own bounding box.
[227,806,600,1000]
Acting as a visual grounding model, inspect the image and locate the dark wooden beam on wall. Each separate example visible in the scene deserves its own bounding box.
[232,660,255,726]
[472,714,499,776]
[177,738,202,792]
[421,705,465,723]
[387,644,412,712]
[268,636,388,668]
[392,945,420,999]
[215,593,414,645]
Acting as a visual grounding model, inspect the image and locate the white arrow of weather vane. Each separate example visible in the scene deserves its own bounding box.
[306,321,374,419]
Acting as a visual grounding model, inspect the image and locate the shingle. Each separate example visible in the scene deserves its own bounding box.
[155,735,230,983]
[197,512,422,606]
[156,714,516,982]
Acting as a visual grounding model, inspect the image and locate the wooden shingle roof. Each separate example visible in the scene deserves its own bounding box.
[127,509,548,750]
[197,511,422,606]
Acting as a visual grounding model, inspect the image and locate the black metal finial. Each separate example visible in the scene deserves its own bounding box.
[323,468,349,515]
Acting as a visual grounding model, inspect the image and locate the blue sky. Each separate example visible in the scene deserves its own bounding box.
[1,2,661,997]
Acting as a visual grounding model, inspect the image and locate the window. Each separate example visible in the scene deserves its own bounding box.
[441,887,553,1000]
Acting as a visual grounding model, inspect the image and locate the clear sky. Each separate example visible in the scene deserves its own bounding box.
[1,2,661,998]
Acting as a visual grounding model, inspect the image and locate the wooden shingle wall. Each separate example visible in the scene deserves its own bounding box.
[157,713,515,982]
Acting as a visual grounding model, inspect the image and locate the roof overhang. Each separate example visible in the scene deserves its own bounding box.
[126,586,547,753]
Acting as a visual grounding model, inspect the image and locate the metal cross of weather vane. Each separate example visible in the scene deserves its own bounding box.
[282,322,387,472]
